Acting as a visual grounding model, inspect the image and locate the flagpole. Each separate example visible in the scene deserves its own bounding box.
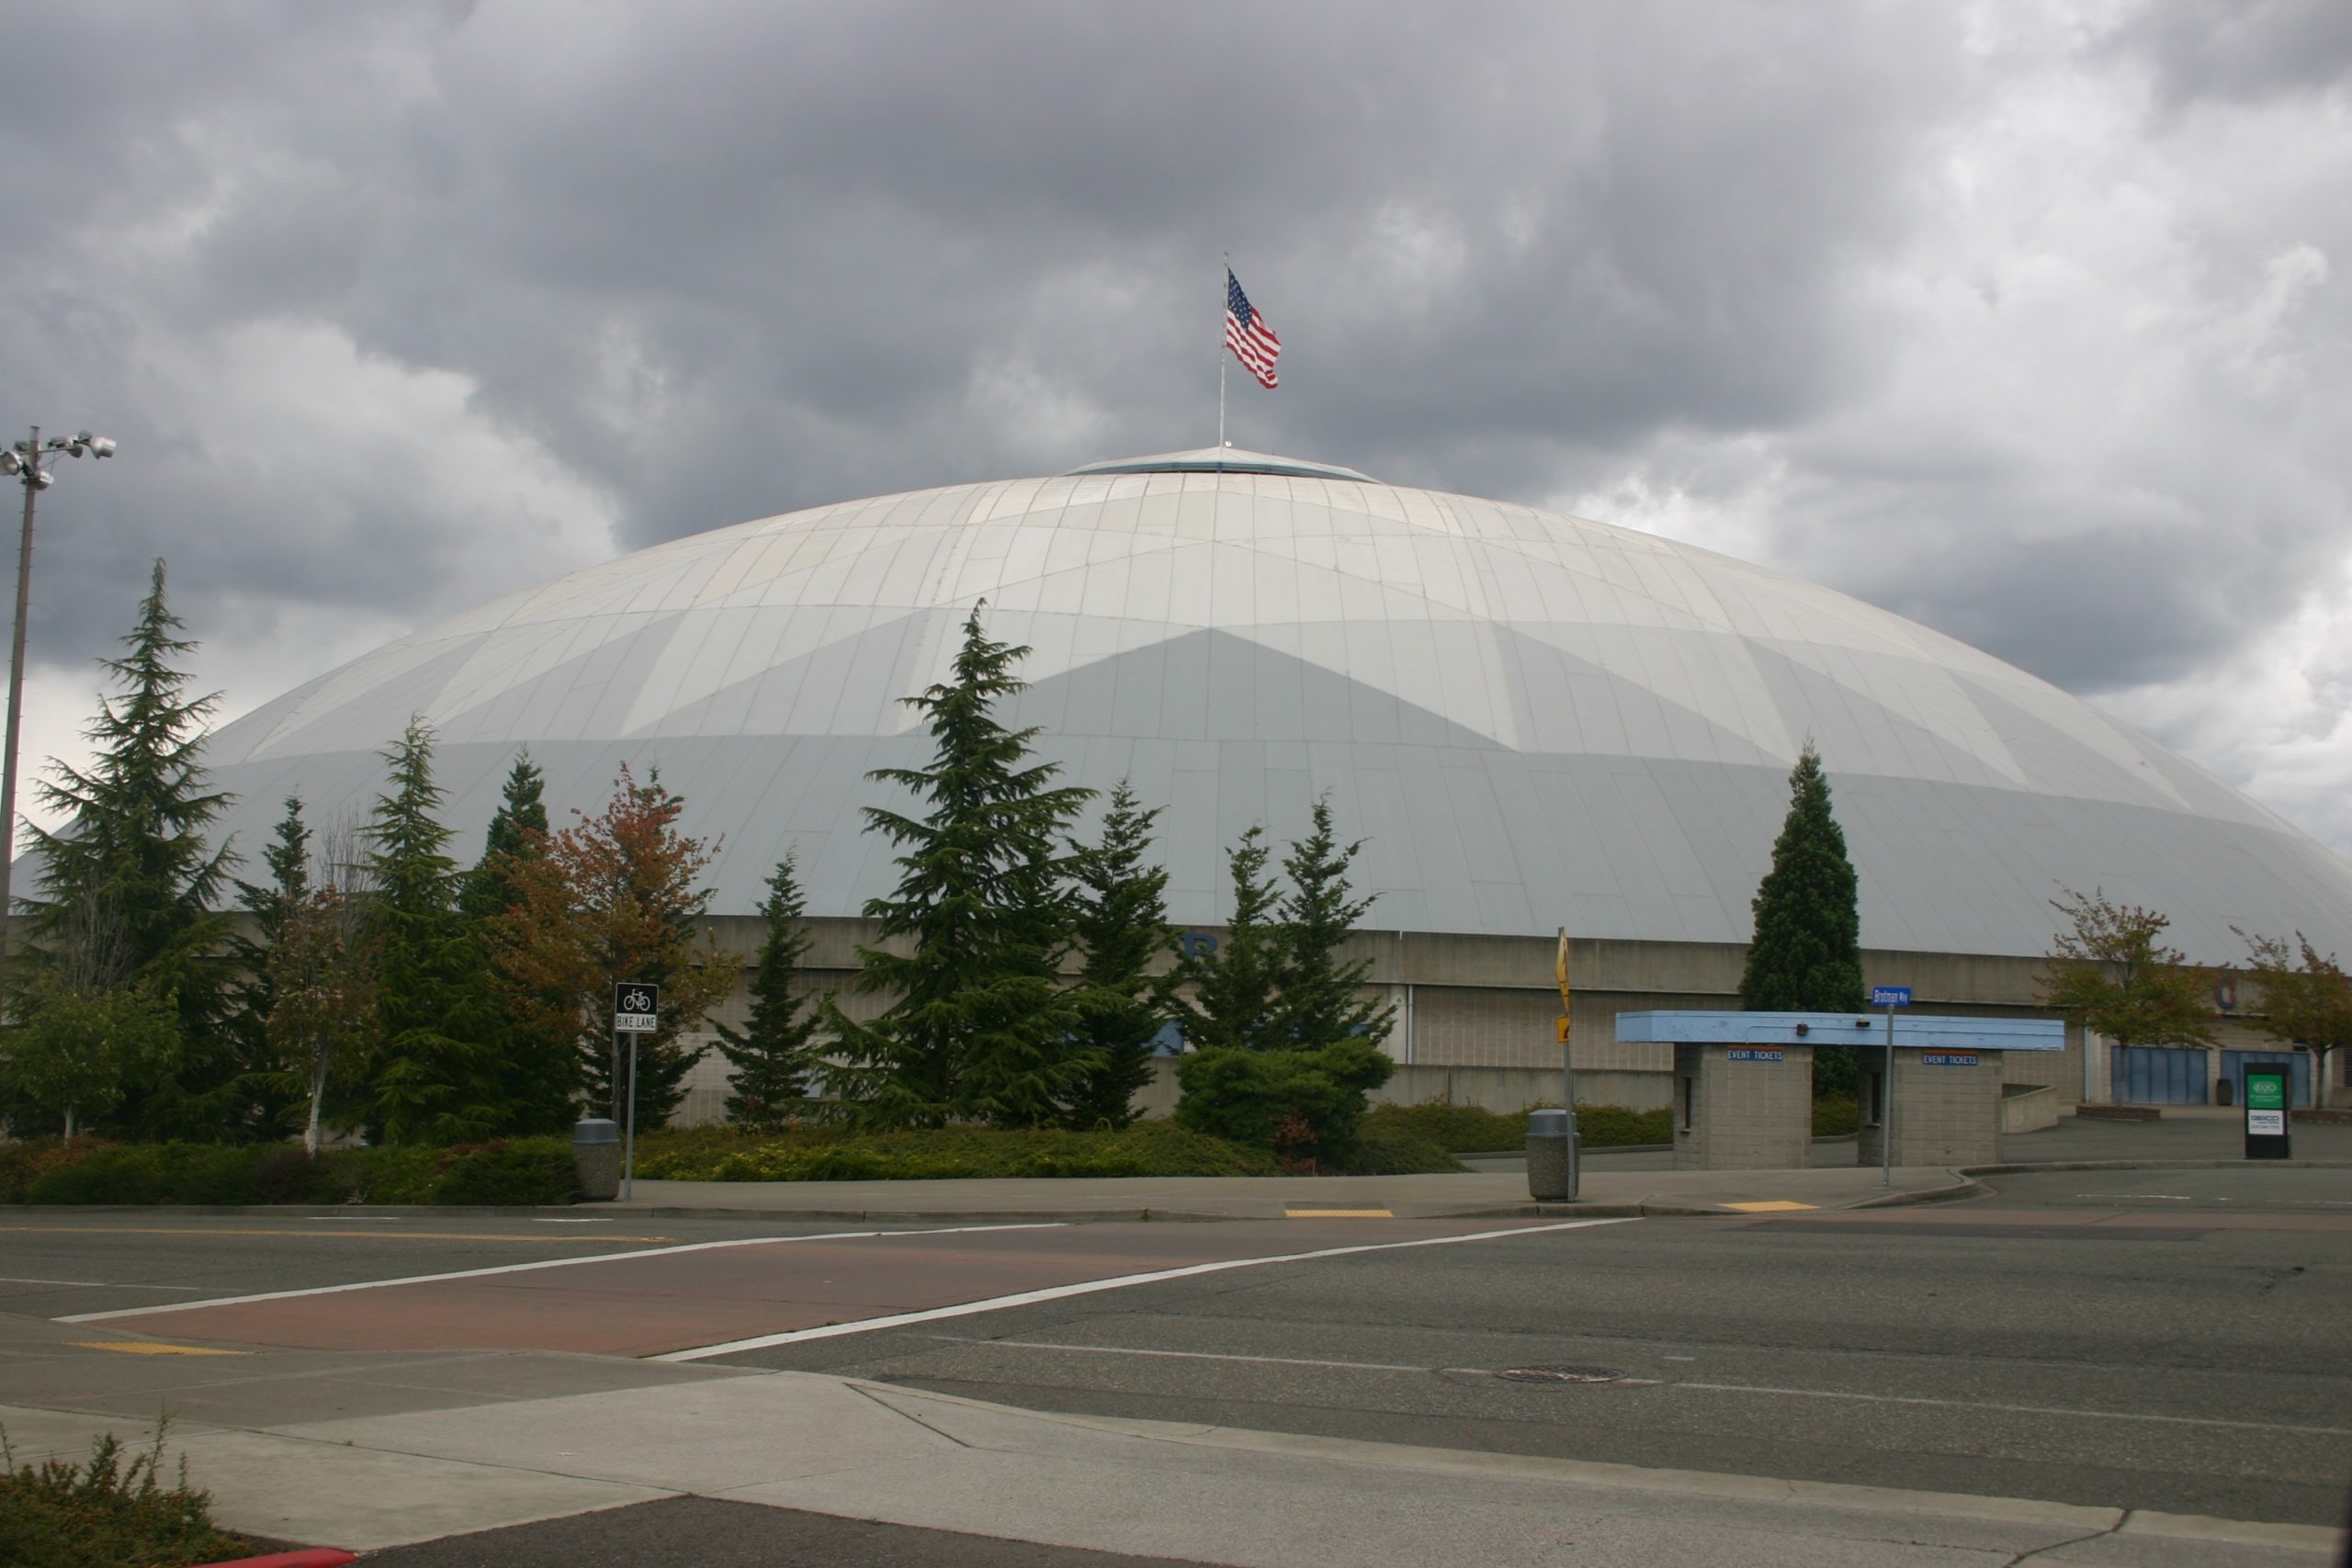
[1216,254,1228,461]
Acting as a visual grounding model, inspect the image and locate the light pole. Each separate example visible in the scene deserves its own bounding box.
[0,426,117,954]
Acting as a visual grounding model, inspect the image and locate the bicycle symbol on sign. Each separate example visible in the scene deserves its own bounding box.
[622,988,654,1013]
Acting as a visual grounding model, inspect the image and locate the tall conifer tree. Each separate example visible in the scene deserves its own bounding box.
[1741,743,1866,1093]
[1170,826,1285,1054]
[363,718,505,1143]
[824,604,1097,1128]
[1061,781,1172,1129]
[224,796,313,1138]
[468,752,579,1132]
[1269,795,1394,1049]
[23,560,237,1138]
[714,852,822,1130]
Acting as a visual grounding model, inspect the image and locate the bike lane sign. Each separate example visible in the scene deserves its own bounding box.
[614,983,661,1033]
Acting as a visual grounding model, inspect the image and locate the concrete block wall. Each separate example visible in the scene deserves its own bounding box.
[1672,1043,1815,1171]
[1856,1051,2002,1168]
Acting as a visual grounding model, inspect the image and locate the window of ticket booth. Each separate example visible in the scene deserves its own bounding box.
[1861,1065,1884,1127]
[1678,1074,1696,1133]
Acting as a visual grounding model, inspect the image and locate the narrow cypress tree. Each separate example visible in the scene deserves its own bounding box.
[1741,743,1866,1094]
[714,852,822,1131]
[1170,825,1285,1053]
[363,718,505,1144]
[1060,780,1172,1129]
[1270,795,1394,1049]
[823,604,1097,1128]
[467,752,579,1133]
[24,560,236,1139]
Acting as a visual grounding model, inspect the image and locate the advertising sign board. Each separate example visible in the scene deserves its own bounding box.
[2244,1065,2291,1159]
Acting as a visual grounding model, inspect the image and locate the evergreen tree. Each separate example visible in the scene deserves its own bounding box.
[823,604,1098,1128]
[22,559,236,1139]
[1170,826,1285,1053]
[1740,744,1867,1096]
[714,852,822,1131]
[491,764,732,1131]
[363,717,505,1144]
[1269,795,1395,1049]
[1060,780,1172,1129]
[467,752,579,1133]
[223,796,312,1139]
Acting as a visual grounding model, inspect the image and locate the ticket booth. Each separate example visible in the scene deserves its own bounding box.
[1618,1011,2065,1171]
[1618,1012,1825,1170]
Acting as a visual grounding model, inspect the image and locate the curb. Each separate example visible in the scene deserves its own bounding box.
[195,1551,356,1568]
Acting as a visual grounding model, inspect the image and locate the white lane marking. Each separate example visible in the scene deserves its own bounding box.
[655,1218,1637,1362]
[1661,1380,2352,1438]
[53,1224,1064,1324]
[2076,1193,2194,1201]
[1,1277,205,1291]
[532,1218,612,1224]
[923,1337,2348,1438]
[928,1336,1435,1375]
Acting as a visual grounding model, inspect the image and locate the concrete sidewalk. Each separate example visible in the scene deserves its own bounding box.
[603,1160,1968,1222]
[5,1370,2332,1566]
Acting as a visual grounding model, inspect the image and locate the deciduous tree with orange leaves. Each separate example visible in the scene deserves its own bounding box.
[489,765,735,1131]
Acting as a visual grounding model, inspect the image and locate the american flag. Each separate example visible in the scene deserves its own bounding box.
[1225,267,1281,389]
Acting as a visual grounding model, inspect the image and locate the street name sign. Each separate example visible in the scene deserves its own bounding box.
[614,983,661,1033]
[1871,987,1912,1008]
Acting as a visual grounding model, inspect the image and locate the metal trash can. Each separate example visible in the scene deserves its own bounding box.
[1526,1107,1577,1201]
[572,1118,621,1201]
[2215,1078,2233,1109]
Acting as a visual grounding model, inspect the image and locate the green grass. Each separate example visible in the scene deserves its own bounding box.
[0,1425,252,1568]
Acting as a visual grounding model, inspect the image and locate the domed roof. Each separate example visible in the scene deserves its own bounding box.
[204,451,2352,960]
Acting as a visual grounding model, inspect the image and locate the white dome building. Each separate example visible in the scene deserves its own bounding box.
[203,448,2352,1111]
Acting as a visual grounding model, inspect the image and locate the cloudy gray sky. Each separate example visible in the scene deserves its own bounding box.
[5,0,2349,857]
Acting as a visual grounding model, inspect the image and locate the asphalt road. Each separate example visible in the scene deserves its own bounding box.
[711,1200,2350,1524]
[5,1165,2348,1532]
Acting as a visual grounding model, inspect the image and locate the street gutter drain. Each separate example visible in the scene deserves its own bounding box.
[1496,1364,1623,1384]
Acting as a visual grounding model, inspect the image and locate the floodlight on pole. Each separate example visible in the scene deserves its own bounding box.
[2,424,118,955]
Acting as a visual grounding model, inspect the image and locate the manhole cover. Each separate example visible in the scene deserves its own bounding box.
[1496,1364,1623,1384]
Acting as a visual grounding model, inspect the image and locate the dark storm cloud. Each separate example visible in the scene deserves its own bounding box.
[2,0,2346,845]
[2114,0,2352,110]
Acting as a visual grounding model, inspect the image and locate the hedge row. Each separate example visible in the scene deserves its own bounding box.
[0,1136,580,1206]
[637,1120,1464,1181]
[636,1121,1284,1181]
[1362,1101,1674,1152]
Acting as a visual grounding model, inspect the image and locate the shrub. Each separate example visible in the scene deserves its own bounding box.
[0,1138,107,1204]
[0,1426,249,1568]
[24,1145,261,1206]
[1571,1104,1673,1147]
[1172,1041,1395,1170]
[2,1136,582,1206]
[1813,1095,1860,1137]
[640,1121,1279,1181]
[1361,1101,1525,1153]
[433,1138,580,1205]
[1341,1131,1464,1175]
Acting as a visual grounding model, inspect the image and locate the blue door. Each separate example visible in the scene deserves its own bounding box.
[2111,1046,2209,1104]
[2221,1050,2312,1109]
